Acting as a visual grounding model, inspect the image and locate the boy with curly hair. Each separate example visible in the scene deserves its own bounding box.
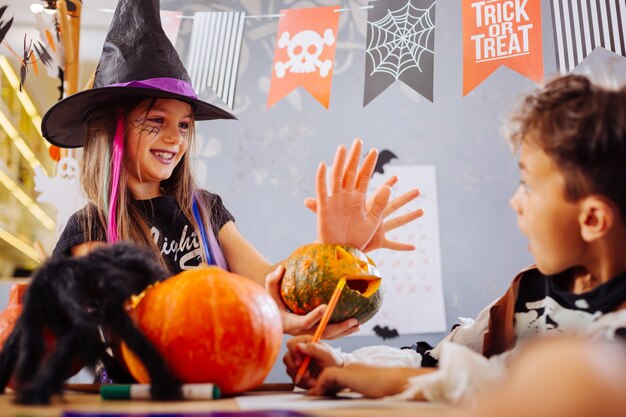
[283,74,626,403]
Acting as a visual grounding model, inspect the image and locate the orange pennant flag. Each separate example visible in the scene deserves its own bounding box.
[267,6,340,109]
[462,0,543,96]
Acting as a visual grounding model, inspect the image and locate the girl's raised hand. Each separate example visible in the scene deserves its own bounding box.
[305,143,424,252]
[313,139,390,251]
[265,266,360,339]
[362,187,424,253]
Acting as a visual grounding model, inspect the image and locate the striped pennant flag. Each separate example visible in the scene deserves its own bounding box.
[551,0,626,74]
[187,11,246,109]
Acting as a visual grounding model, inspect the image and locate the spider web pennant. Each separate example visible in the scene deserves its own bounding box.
[364,0,436,106]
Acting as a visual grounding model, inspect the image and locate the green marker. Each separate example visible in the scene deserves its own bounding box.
[100,383,220,400]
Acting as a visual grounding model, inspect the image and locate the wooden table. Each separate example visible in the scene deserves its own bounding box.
[0,390,449,417]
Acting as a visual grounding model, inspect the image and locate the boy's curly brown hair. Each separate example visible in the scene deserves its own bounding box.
[510,74,626,221]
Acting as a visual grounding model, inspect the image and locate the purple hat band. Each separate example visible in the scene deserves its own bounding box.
[107,77,198,99]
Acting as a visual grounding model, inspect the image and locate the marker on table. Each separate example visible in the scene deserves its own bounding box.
[294,278,347,385]
[100,383,220,400]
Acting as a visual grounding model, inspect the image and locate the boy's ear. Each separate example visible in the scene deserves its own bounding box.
[579,196,616,242]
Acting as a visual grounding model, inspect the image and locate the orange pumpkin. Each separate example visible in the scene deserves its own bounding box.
[280,244,383,324]
[121,266,283,395]
[0,283,29,350]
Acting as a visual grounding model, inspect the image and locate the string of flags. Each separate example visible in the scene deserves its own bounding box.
[5,0,626,110]
[187,0,625,109]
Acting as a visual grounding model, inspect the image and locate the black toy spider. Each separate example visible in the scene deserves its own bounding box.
[0,242,182,404]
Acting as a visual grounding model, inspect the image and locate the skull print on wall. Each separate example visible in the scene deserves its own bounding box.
[274,29,335,78]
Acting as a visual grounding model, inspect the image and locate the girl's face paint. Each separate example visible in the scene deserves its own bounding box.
[125,99,193,198]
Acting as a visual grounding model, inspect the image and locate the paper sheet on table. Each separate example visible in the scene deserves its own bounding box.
[235,392,446,411]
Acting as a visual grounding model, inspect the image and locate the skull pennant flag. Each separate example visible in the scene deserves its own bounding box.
[267,6,340,108]
[551,0,626,74]
[187,12,246,109]
[364,0,437,106]
[463,0,544,96]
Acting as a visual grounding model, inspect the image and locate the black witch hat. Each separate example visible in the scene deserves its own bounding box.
[42,0,235,148]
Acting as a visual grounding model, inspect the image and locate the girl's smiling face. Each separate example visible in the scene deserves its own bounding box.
[125,99,193,198]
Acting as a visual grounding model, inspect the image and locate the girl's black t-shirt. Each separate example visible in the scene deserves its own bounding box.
[52,191,234,274]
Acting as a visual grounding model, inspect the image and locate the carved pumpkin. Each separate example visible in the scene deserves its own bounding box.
[280,244,383,324]
[121,266,283,395]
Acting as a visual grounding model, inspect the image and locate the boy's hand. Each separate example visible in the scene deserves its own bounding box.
[283,335,344,388]
[306,177,424,252]
[265,266,360,339]
[314,139,390,251]
[309,364,433,398]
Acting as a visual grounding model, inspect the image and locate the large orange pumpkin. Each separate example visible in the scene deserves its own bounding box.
[121,266,283,395]
[280,244,383,324]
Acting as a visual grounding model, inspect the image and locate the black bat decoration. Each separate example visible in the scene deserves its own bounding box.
[17,35,54,91]
[20,35,33,91]
[373,149,398,176]
[33,41,54,69]
[373,324,400,340]
[0,6,14,45]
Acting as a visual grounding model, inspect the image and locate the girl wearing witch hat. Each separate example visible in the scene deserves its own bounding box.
[43,0,420,340]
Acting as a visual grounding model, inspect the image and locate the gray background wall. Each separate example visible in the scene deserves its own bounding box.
[1,0,625,383]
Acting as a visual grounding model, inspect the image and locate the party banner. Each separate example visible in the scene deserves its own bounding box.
[551,0,626,74]
[187,11,246,109]
[463,0,543,96]
[267,6,340,108]
[364,0,437,105]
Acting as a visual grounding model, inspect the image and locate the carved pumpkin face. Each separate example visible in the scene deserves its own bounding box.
[280,244,383,324]
[121,266,283,395]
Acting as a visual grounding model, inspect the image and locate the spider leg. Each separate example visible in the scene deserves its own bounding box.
[114,314,181,400]
[17,266,112,404]
[102,279,180,400]
[13,278,51,389]
[16,321,101,404]
[0,326,21,392]
[14,262,96,404]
